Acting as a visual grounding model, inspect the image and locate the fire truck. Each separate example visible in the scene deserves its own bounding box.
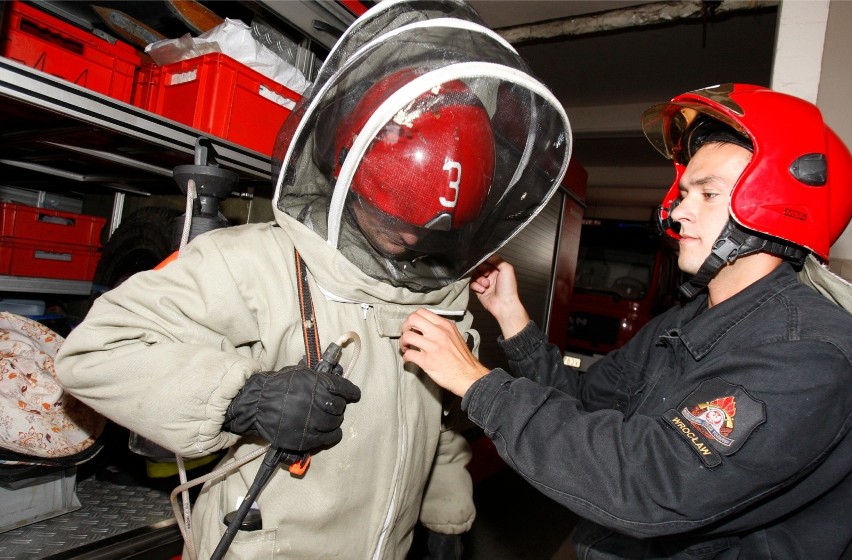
[561,218,681,372]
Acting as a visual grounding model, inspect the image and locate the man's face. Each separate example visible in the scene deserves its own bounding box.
[669,142,752,275]
[351,196,427,258]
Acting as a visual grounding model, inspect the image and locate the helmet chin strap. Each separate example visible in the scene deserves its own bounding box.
[680,220,809,299]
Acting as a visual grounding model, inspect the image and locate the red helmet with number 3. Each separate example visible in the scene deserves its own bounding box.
[643,83,852,263]
[334,71,495,231]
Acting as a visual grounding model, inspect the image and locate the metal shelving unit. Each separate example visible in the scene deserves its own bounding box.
[0,56,274,296]
[0,476,181,559]
[0,54,271,556]
[0,56,272,178]
[0,275,92,295]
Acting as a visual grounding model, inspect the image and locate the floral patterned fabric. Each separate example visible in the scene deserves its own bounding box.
[0,312,104,458]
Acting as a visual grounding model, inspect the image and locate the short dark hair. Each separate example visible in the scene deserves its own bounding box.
[684,117,753,162]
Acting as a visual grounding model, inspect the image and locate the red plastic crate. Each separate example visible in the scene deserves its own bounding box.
[131,61,157,109]
[0,238,101,281]
[135,53,301,156]
[0,202,106,248]
[0,0,142,102]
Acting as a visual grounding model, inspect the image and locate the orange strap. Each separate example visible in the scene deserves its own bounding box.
[154,250,180,270]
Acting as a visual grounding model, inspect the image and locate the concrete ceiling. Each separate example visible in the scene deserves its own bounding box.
[465,0,779,221]
[467,0,649,29]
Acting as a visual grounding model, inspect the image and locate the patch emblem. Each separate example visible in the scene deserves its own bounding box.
[663,377,766,468]
[684,396,736,447]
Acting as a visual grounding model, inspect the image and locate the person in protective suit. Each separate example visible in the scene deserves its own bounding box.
[400,83,852,559]
[54,1,572,558]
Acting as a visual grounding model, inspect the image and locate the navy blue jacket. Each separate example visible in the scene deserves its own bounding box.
[463,263,852,559]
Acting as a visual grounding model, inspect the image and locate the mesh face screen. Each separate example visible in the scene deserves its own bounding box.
[272,0,571,291]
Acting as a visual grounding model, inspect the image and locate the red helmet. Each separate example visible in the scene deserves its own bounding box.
[334,71,495,231]
[643,83,852,262]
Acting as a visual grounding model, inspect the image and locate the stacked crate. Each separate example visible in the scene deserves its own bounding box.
[0,1,302,156]
[132,52,302,156]
[0,1,143,103]
[0,203,105,281]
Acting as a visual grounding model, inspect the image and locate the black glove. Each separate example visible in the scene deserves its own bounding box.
[223,365,361,451]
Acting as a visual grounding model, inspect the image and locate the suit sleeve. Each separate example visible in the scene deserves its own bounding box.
[497,320,657,412]
[54,234,269,457]
[419,312,479,534]
[418,422,475,534]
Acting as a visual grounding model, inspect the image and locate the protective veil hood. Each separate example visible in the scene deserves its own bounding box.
[271,0,571,292]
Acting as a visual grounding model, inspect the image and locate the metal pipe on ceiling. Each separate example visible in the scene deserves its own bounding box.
[496,0,779,44]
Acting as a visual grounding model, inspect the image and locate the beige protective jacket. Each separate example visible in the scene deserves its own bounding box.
[54,213,477,559]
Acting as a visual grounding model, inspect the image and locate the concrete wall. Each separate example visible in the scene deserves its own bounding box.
[771,0,852,279]
[818,0,852,278]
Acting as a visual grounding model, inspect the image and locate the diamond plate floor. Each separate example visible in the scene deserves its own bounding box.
[1,467,578,560]
[0,476,176,559]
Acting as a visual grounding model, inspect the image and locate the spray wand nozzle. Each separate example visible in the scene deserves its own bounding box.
[211,343,343,560]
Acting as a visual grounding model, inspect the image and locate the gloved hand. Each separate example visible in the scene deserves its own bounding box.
[223,365,361,451]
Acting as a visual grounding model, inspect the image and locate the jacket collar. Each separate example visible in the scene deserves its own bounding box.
[669,262,800,360]
[274,209,470,311]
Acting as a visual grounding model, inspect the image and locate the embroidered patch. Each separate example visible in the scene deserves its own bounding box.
[663,377,766,467]
[664,410,722,467]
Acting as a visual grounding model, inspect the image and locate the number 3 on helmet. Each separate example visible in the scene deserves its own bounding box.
[334,70,496,232]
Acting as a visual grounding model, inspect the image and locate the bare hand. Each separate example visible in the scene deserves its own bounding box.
[400,309,491,397]
[470,256,530,339]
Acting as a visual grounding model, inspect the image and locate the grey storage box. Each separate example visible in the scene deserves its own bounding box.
[0,469,81,533]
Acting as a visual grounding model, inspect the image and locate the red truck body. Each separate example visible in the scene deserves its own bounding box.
[562,218,680,371]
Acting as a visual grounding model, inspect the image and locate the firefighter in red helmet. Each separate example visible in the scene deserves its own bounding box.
[400,83,852,559]
[643,83,852,297]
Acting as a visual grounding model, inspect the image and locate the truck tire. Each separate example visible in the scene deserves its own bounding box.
[91,206,180,300]
[83,207,179,484]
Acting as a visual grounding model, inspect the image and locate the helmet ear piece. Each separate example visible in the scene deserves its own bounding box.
[656,163,686,240]
[656,200,681,237]
[789,153,827,186]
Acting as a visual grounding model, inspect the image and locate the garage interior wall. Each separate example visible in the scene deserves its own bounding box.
[468,190,564,371]
[772,0,851,279]
[816,0,852,279]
